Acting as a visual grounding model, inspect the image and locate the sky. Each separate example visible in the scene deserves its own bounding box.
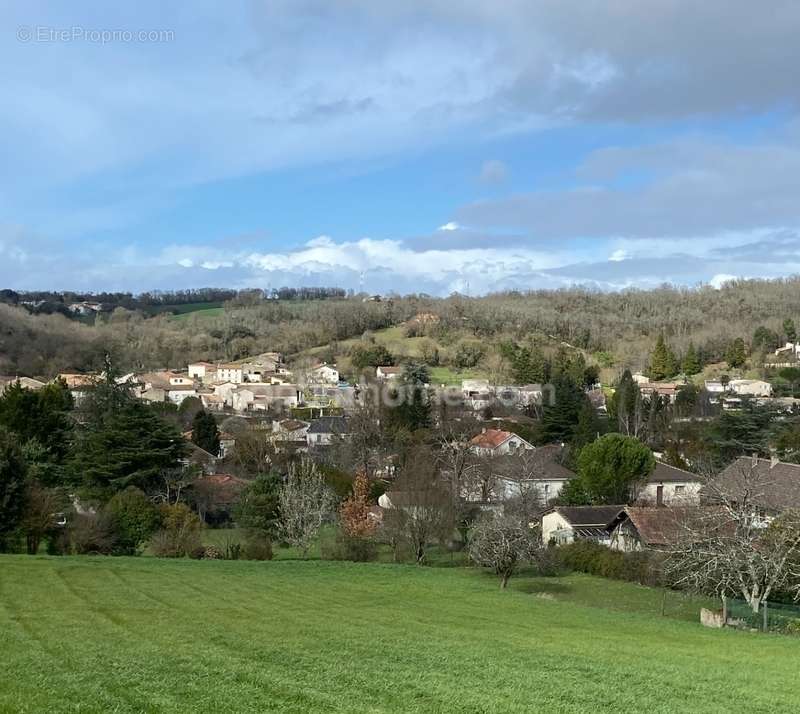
[2,1,800,296]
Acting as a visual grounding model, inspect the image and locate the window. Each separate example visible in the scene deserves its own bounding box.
[674,485,685,494]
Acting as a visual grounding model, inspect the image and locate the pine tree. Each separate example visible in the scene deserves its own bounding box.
[784,318,797,344]
[191,409,220,455]
[681,342,701,376]
[648,335,678,380]
[610,370,643,437]
[541,375,587,444]
[725,337,747,368]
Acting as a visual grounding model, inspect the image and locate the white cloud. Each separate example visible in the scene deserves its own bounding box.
[709,273,740,289]
[437,222,460,232]
[608,249,628,262]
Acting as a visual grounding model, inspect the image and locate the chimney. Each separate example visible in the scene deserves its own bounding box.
[771,454,780,469]
[481,427,486,434]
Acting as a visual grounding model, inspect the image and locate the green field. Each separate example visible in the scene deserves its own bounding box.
[2,557,798,713]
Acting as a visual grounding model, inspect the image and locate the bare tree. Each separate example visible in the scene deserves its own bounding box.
[663,460,800,614]
[381,447,455,564]
[469,511,540,589]
[276,458,336,557]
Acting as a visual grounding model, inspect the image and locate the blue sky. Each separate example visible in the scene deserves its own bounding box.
[2,1,800,295]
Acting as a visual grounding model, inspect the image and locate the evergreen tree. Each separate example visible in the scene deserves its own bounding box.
[71,377,187,501]
[0,426,27,551]
[609,370,643,437]
[573,433,655,504]
[681,342,701,376]
[752,326,779,353]
[648,334,677,380]
[191,409,220,455]
[725,337,747,368]
[540,375,588,444]
[784,318,797,344]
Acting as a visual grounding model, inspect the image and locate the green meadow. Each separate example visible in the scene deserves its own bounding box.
[2,556,798,713]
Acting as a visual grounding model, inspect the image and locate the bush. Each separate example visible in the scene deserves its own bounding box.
[70,512,117,555]
[150,503,202,558]
[556,541,661,586]
[106,487,161,555]
[241,531,274,561]
[322,531,378,562]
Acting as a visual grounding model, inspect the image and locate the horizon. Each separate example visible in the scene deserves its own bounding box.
[3,2,800,295]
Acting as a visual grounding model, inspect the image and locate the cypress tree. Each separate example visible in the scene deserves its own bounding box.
[682,342,701,376]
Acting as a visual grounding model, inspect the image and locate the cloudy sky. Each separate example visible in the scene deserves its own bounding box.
[2,1,800,295]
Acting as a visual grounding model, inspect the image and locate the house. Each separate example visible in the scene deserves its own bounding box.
[608,507,687,552]
[188,362,217,381]
[640,381,684,403]
[306,416,350,446]
[469,428,534,456]
[167,384,198,404]
[199,393,225,411]
[216,364,244,384]
[68,301,102,315]
[541,505,623,546]
[634,461,703,506]
[57,373,96,404]
[181,441,220,473]
[632,373,650,385]
[231,384,301,412]
[140,387,167,403]
[376,365,403,381]
[272,418,309,442]
[728,379,772,398]
[775,342,800,358]
[704,380,726,394]
[494,450,576,503]
[713,456,800,517]
[169,374,194,387]
[308,364,340,385]
[0,376,47,396]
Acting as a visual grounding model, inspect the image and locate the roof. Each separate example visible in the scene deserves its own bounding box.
[647,461,701,484]
[277,419,308,432]
[470,429,516,449]
[377,366,403,375]
[307,416,349,434]
[552,505,624,527]
[715,456,800,511]
[609,507,686,546]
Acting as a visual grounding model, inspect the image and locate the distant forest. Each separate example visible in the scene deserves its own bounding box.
[3,277,800,378]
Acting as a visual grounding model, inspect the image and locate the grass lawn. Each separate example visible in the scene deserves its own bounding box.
[170,306,225,321]
[2,557,799,713]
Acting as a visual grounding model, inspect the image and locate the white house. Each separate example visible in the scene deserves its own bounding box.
[216,364,244,384]
[495,457,576,504]
[231,384,302,412]
[469,429,534,456]
[728,379,772,398]
[167,385,198,404]
[541,505,623,546]
[169,374,194,387]
[188,362,217,381]
[376,365,403,380]
[308,364,340,385]
[634,461,703,506]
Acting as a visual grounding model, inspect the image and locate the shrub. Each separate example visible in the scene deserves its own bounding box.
[70,512,117,555]
[150,503,202,558]
[106,487,160,555]
[556,541,661,586]
[241,531,274,561]
[203,545,223,560]
[323,531,378,562]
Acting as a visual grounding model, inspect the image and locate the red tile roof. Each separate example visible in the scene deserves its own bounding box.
[470,429,514,449]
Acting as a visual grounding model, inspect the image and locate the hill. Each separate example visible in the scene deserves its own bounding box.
[2,556,798,713]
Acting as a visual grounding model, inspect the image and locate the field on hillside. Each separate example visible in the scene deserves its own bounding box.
[2,557,798,713]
